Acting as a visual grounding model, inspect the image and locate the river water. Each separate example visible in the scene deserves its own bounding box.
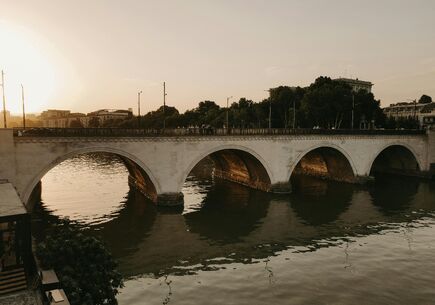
[31,154,435,305]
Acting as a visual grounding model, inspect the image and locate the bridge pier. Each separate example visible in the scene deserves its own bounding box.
[157,192,184,207]
[270,182,292,194]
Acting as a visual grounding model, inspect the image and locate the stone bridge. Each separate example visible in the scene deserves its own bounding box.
[0,128,434,207]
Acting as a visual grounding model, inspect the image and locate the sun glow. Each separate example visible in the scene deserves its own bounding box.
[0,22,59,114]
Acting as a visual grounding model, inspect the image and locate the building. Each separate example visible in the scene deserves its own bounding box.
[383,101,435,127]
[40,110,71,120]
[0,182,32,295]
[335,78,373,93]
[86,109,133,127]
[421,103,435,129]
[40,110,87,128]
[40,108,133,128]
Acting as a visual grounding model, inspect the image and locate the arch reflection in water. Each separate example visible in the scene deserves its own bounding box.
[31,153,435,281]
[369,175,419,215]
[184,179,270,244]
[289,176,354,225]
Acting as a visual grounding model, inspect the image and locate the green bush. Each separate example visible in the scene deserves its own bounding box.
[36,220,123,305]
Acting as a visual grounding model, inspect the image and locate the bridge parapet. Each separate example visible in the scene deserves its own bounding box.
[12,127,426,138]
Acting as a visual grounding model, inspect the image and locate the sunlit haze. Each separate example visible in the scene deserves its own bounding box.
[1,0,435,114]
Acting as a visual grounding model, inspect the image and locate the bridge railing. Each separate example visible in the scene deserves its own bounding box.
[12,127,426,137]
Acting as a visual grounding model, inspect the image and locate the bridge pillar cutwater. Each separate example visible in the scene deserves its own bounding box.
[156,192,184,207]
[267,159,292,194]
[269,182,292,194]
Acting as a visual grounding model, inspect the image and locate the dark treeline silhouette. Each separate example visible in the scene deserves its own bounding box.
[102,76,422,130]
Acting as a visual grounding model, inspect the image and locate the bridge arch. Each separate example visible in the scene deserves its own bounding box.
[22,146,160,207]
[179,144,273,192]
[289,144,357,183]
[369,143,422,176]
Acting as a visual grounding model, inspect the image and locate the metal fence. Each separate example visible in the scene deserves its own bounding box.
[12,127,426,137]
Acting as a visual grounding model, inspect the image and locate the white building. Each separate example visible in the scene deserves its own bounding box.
[383,102,435,127]
[40,108,133,128]
[335,78,373,93]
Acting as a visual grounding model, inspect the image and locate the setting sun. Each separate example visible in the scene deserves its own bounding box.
[0,22,58,113]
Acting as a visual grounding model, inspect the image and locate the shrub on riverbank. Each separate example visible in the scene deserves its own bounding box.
[36,220,123,305]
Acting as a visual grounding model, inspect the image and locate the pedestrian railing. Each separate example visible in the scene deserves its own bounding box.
[12,127,426,137]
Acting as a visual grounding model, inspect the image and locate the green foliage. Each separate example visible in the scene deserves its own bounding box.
[299,77,385,129]
[141,105,180,128]
[418,94,432,104]
[36,220,123,305]
[90,76,388,129]
[69,119,84,128]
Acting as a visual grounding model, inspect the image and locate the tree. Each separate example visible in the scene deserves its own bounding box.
[69,119,84,128]
[36,220,123,305]
[298,77,384,129]
[299,77,353,129]
[418,94,432,104]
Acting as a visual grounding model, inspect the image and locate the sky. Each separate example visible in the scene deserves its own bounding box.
[0,0,434,114]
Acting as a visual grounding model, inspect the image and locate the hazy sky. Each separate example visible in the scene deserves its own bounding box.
[1,0,434,114]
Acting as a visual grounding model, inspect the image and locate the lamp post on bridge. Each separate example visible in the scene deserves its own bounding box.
[264,89,272,131]
[351,93,355,129]
[137,90,142,127]
[226,96,233,131]
[1,70,7,128]
[292,98,296,130]
[163,82,167,130]
[21,84,26,129]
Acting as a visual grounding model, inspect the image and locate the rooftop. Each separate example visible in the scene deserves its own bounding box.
[335,77,373,86]
[0,182,27,219]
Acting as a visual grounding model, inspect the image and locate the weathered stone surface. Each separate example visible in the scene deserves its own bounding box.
[0,129,433,209]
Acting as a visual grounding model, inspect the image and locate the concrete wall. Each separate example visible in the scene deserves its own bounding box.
[0,129,431,206]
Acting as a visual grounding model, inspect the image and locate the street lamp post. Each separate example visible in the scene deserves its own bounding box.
[137,90,142,127]
[1,70,6,128]
[163,82,167,129]
[226,96,233,131]
[351,93,355,129]
[21,84,26,129]
[264,89,272,130]
[292,98,296,130]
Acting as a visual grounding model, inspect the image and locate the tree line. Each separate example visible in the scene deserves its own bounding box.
[87,76,430,129]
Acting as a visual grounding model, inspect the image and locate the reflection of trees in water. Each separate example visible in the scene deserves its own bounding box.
[369,175,419,215]
[184,179,270,244]
[31,189,157,262]
[31,167,435,279]
[92,190,157,259]
[290,175,354,225]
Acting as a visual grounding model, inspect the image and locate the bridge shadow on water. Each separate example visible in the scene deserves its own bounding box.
[32,172,435,279]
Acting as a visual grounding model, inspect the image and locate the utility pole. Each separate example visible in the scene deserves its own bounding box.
[226,96,233,130]
[351,93,355,129]
[292,99,296,130]
[163,82,167,129]
[264,89,272,130]
[21,84,26,129]
[137,90,142,127]
[1,70,6,128]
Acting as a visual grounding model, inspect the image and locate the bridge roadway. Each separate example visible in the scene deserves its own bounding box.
[0,128,434,208]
